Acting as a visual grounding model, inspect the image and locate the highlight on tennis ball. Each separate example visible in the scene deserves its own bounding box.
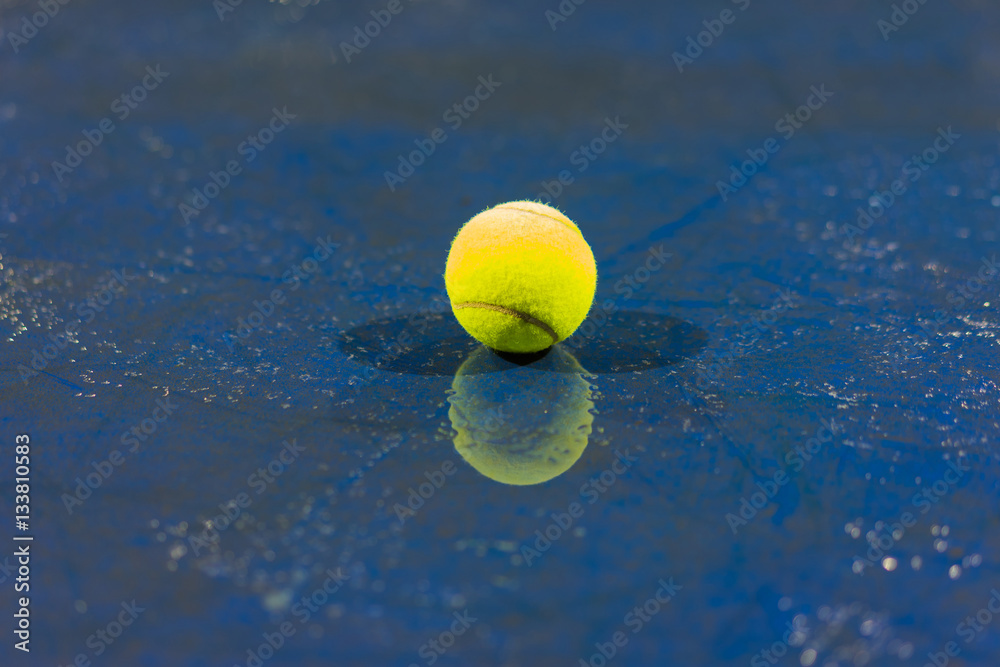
[444,201,597,354]
[448,345,595,485]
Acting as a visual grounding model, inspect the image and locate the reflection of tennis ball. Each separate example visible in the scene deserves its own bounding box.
[448,346,594,486]
[445,201,597,354]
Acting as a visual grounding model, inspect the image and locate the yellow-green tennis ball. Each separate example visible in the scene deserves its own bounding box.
[445,201,597,354]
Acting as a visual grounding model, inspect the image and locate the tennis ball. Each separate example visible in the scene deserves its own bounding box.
[445,201,597,353]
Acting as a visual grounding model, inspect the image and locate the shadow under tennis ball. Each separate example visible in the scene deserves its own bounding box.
[338,310,706,376]
[338,312,477,377]
[567,311,708,374]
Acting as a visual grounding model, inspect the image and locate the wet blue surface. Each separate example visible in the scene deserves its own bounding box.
[1,0,1000,665]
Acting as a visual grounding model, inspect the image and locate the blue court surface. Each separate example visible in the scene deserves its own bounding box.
[1,0,999,665]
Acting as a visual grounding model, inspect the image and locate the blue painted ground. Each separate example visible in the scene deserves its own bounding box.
[1,0,999,665]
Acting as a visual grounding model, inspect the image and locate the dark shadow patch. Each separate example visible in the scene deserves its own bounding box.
[495,349,551,366]
[338,312,478,376]
[564,310,708,374]
[338,309,707,376]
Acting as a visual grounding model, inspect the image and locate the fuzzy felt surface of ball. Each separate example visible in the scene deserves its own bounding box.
[445,201,597,353]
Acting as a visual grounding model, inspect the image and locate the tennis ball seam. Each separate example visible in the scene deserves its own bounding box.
[453,301,558,343]
[496,203,581,236]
